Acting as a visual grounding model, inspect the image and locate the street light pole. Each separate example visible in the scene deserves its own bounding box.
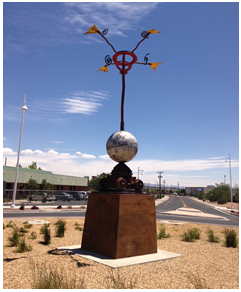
[225,154,233,209]
[157,172,163,195]
[138,167,144,179]
[11,95,28,209]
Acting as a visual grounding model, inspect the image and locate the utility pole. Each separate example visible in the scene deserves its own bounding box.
[157,172,163,196]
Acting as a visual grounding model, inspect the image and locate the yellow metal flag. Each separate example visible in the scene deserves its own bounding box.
[149,62,162,71]
[84,24,100,35]
[98,65,108,73]
[147,29,162,34]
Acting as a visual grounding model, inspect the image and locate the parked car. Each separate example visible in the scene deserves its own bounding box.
[55,193,73,201]
[28,192,56,203]
[68,191,88,200]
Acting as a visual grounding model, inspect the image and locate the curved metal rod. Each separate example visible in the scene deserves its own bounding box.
[132,35,148,53]
[98,32,117,53]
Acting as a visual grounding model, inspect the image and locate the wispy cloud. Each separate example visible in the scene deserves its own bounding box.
[3,148,239,186]
[62,90,109,115]
[64,2,159,38]
[4,2,159,57]
[3,90,110,122]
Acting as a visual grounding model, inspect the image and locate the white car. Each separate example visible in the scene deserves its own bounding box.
[28,192,56,203]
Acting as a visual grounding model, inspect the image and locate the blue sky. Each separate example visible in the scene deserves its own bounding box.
[3,2,239,188]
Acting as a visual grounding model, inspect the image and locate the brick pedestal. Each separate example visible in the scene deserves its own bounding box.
[81,192,157,259]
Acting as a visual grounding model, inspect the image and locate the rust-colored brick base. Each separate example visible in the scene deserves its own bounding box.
[81,192,157,259]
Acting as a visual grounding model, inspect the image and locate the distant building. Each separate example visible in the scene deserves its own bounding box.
[3,166,89,195]
[185,185,215,196]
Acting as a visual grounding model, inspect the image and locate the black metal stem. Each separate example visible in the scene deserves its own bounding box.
[132,36,147,53]
[120,54,125,131]
[99,32,117,53]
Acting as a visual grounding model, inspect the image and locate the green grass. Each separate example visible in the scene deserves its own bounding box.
[181,228,200,242]
[157,225,170,239]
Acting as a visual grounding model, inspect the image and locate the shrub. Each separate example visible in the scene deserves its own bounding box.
[29,231,37,240]
[224,228,238,248]
[19,227,28,233]
[105,268,136,289]
[55,219,66,238]
[8,227,21,246]
[157,225,170,239]
[181,228,200,242]
[217,195,228,204]
[3,223,5,229]
[40,224,51,244]
[207,229,220,243]
[31,261,85,289]
[188,271,209,289]
[15,237,32,253]
[6,221,14,228]
[74,223,83,231]
[67,205,72,209]
[24,224,33,229]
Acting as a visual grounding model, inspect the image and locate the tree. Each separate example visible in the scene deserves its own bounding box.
[25,178,39,190]
[41,179,53,190]
[28,161,42,170]
[206,183,230,204]
[90,173,109,191]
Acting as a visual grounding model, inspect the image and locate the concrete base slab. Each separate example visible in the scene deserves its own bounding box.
[21,219,51,225]
[57,245,182,268]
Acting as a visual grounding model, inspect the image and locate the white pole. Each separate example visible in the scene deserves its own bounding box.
[11,95,28,208]
[229,154,233,209]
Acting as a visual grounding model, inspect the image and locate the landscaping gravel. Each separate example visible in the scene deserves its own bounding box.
[3,218,239,289]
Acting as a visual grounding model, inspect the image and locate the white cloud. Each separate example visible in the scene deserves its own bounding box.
[62,91,109,115]
[50,141,64,144]
[75,152,82,155]
[47,149,59,155]
[3,147,239,187]
[98,155,110,160]
[34,150,43,154]
[81,154,96,159]
[3,147,17,156]
[64,2,159,38]
[21,149,34,155]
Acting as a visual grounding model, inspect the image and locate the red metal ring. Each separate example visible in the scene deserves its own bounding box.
[112,51,138,74]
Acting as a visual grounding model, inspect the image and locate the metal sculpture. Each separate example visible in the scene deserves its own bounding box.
[84,24,162,191]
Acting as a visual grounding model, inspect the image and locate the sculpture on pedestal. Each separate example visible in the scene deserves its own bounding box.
[84,25,162,192]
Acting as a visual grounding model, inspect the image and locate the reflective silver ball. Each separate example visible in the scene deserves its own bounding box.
[106,131,138,162]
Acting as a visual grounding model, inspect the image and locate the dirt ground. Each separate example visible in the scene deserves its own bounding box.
[3,217,239,289]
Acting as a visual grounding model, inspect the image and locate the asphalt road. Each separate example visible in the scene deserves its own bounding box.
[156,195,239,227]
[3,195,239,227]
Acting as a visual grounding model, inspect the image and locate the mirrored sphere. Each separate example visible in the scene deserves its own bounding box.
[106,131,138,162]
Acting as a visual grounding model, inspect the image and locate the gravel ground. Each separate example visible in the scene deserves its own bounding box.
[3,217,239,289]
